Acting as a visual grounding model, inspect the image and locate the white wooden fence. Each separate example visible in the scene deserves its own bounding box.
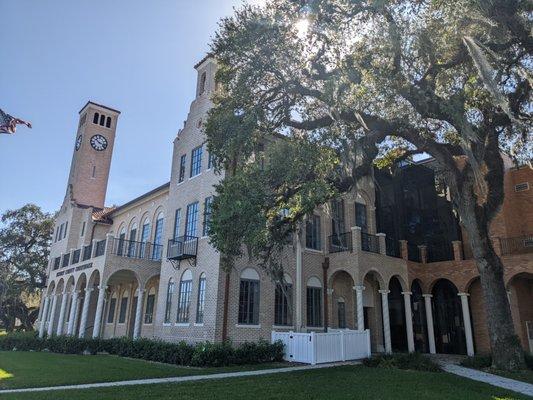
[271,329,371,364]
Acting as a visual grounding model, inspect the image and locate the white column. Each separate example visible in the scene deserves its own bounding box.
[133,289,145,339]
[379,289,392,354]
[56,291,69,335]
[78,288,93,338]
[295,228,303,332]
[39,296,50,338]
[67,291,79,336]
[92,286,107,338]
[355,285,365,331]
[458,292,475,356]
[402,291,415,353]
[72,292,82,336]
[423,294,436,354]
[47,294,58,337]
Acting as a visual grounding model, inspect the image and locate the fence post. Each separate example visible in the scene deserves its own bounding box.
[366,329,371,358]
[311,331,316,365]
[340,330,346,361]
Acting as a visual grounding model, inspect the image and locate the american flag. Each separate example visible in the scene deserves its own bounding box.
[0,108,32,134]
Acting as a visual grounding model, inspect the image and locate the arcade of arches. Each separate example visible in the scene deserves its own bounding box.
[328,270,533,356]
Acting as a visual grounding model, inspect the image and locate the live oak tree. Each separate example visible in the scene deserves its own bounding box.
[205,0,531,369]
[0,204,53,331]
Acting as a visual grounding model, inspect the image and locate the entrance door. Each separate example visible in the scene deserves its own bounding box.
[432,279,466,354]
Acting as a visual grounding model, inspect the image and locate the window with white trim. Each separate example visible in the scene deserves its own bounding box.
[176,270,193,323]
[238,268,260,325]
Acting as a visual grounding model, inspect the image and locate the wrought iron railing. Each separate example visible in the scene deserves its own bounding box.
[361,232,380,254]
[82,244,92,261]
[500,235,533,256]
[426,241,454,263]
[167,236,199,260]
[72,249,81,264]
[111,238,162,261]
[95,239,106,257]
[407,242,421,262]
[385,237,401,258]
[328,232,352,253]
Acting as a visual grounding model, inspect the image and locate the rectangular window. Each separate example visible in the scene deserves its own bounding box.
[178,154,186,183]
[306,287,322,327]
[173,209,181,240]
[185,202,199,237]
[202,197,213,236]
[274,283,292,326]
[80,221,86,237]
[107,298,117,323]
[355,202,368,232]
[164,280,174,323]
[54,226,59,242]
[190,145,203,177]
[58,223,64,241]
[196,276,206,323]
[207,152,214,170]
[176,280,192,323]
[152,217,164,260]
[53,257,61,270]
[238,279,260,325]
[144,293,155,324]
[139,222,150,258]
[118,297,128,323]
[305,214,321,250]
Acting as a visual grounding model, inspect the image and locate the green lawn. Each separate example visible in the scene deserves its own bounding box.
[484,369,533,385]
[0,351,286,390]
[1,364,530,400]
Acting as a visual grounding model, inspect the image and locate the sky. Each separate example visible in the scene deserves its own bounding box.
[0,0,260,214]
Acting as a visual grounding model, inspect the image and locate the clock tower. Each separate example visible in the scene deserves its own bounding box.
[65,101,120,209]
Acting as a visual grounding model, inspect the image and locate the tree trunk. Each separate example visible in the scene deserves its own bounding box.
[462,217,525,370]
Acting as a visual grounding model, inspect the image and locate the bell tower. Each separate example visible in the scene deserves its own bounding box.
[65,101,120,209]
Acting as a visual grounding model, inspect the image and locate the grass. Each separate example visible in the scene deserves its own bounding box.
[0,351,287,390]
[1,364,530,400]
[482,369,533,385]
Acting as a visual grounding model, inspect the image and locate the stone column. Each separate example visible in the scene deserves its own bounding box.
[56,291,69,335]
[39,296,50,338]
[422,294,436,354]
[354,285,365,331]
[379,289,392,354]
[133,289,145,339]
[92,285,107,338]
[402,291,415,353]
[376,233,386,255]
[67,291,79,335]
[47,294,58,337]
[418,245,428,264]
[399,240,408,260]
[78,287,93,338]
[72,293,82,336]
[458,293,475,356]
[351,226,362,253]
[452,241,463,261]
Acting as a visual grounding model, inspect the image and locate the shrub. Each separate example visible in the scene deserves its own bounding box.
[524,353,533,370]
[0,332,282,368]
[363,353,441,372]
[460,355,492,369]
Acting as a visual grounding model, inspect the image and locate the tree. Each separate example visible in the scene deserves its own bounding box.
[0,204,53,331]
[205,0,532,369]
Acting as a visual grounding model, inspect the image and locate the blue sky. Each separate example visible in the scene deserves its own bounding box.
[0,0,255,214]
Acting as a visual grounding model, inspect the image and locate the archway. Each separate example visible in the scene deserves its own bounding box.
[411,280,428,353]
[388,276,407,352]
[507,272,533,352]
[432,279,466,355]
[330,270,355,329]
[362,270,385,352]
[104,269,140,339]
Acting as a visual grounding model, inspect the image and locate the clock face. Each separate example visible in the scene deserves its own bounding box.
[90,134,108,151]
[75,135,82,151]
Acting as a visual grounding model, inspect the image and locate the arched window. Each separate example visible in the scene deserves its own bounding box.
[107,291,117,323]
[118,289,129,323]
[275,274,293,326]
[144,286,156,324]
[177,270,193,323]
[198,71,207,96]
[238,268,260,325]
[127,222,138,257]
[152,212,164,260]
[164,278,174,323]
[93,112,99,124]
[99,114,105,126]
[306,276,322,327]
[106,116,111,128]
[139,218,150,258]
[196,273,206,323]
[117,226,126,256]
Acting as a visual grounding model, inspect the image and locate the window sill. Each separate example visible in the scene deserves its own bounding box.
[162,323,172,326]
[194,323,204,327]
[175,322,190,327]
[272,325,294,330]
[235,324,261,329]
[177,181,185,186]
[189,172,202,181]
[304,248,323,254]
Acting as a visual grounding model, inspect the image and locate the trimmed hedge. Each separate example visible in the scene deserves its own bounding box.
[363,352,442,372]
[0,332,284,368]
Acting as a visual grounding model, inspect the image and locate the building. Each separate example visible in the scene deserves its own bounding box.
[38,56,533,357]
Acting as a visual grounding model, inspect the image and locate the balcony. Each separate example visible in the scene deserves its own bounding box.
[328,232,352,253]
[500,235,533,256]
[361,232,380,254]
[111,238,163,261]
[167,236,198,261]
